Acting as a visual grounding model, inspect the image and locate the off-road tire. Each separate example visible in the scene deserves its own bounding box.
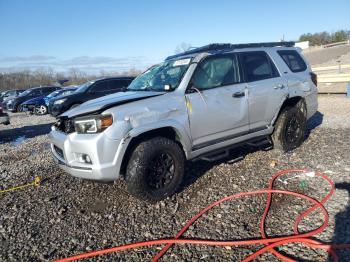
[272,106,306,152]
[125,137,185,202]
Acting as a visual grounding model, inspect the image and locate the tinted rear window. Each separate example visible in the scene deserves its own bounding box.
[277,50,307,72]
[108,79,131,90]
[240,51,279,82]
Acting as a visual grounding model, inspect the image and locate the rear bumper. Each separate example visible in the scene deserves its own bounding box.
[49,127,126,182]
[6,103,16,112]
[305,89,318,119]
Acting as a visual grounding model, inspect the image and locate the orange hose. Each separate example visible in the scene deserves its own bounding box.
[55,169,350,262]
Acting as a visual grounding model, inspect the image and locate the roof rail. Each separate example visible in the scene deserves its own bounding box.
[166,41,295,60]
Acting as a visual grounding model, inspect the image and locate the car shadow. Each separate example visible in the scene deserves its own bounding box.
[306,111,324,137]
[330,182,350,260]
[178,143,271,192]
[178,111,323,193]
[0,123,53,144]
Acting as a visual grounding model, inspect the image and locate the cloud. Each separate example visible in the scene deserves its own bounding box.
[0,55,56,62]
[0,55,160,74]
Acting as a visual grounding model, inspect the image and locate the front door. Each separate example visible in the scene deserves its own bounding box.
[185,54,249,149]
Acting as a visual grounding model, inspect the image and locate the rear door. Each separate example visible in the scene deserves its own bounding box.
[240,51,288,131]
[185,54,249,149]
[88,80,109,99]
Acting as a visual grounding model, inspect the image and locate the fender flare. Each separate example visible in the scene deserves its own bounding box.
[126,120,192,157]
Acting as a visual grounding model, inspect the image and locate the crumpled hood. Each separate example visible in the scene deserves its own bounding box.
[61,91,165,118]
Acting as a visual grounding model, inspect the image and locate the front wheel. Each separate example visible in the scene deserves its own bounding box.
[125,137,185,202]
[272,106,306,152]
[35,105,48,115]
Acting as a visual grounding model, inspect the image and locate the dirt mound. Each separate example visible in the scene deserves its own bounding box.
[303,45,350,66]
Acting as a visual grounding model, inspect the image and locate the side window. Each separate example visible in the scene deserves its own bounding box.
[43,87,56,94]
[191,55,241,90]
[241,52,279,82]
[7,91,16,96]
[30,89,41,96]
[89,81,109,92]
[108,79,129,90]
[277,50,307,72]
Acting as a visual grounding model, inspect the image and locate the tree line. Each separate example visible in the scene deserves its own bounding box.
[0,68,142,92]
[299,29,349,46]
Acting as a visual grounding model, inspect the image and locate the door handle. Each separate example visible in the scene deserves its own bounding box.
[274,84,285,89]
[232,91,245,98]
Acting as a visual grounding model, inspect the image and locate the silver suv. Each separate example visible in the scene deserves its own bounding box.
[49,42,318,201]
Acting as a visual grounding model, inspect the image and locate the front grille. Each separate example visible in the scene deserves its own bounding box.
[54,117,75,134]
[54,145,65,160]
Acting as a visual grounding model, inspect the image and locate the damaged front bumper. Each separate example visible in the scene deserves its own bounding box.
[49,126,126,182]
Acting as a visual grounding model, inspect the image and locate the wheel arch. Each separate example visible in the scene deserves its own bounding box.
[119,125,190,177]
[271,96,306,126]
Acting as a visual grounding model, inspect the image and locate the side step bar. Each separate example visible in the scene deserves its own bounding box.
[196,136,272,162]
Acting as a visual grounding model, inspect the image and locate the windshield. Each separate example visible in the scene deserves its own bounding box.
[128,58,192,91]
[47,90,61,98]
[19,89,32,97]
[61,89,77,96]
[75,81,94,93]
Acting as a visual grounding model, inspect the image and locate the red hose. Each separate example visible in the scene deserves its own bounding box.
[55,169,350,262]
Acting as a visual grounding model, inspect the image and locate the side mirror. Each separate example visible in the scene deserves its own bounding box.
[186,83,198,93]
[164,84,173,91]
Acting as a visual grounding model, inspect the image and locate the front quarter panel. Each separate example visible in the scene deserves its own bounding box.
[103,93,192,156]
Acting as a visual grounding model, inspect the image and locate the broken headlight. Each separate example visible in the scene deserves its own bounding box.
[73,115,113,134]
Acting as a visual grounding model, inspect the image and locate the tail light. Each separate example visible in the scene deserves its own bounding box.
[310,72,317,86]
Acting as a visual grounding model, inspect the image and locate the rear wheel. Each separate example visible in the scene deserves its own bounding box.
[272,106,306,152]
[125,137,185,202]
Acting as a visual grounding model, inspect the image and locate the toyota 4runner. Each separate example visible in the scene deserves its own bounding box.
[49,42,318,201]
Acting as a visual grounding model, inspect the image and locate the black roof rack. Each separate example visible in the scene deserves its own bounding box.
[166,41,295,60]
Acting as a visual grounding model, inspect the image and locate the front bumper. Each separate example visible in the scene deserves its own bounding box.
[49,127,125,182]
[0,113,10,124]
[49,103,68,117]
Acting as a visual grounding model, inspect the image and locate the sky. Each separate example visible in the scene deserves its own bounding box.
[0,0,349,74]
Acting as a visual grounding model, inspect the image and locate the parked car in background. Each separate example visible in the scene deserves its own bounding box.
[49,77,134,116]
[44,86,78,115]
[1,89,23,102]
[1,89,25,108]
[21,86,78,115]
[7,86,61,112]
[0,104,10,125]
[21,95,46,114]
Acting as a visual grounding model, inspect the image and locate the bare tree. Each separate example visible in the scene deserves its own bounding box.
[0,67,141,92]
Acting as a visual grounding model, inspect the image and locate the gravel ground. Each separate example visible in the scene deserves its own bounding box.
[0,96,350,261]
